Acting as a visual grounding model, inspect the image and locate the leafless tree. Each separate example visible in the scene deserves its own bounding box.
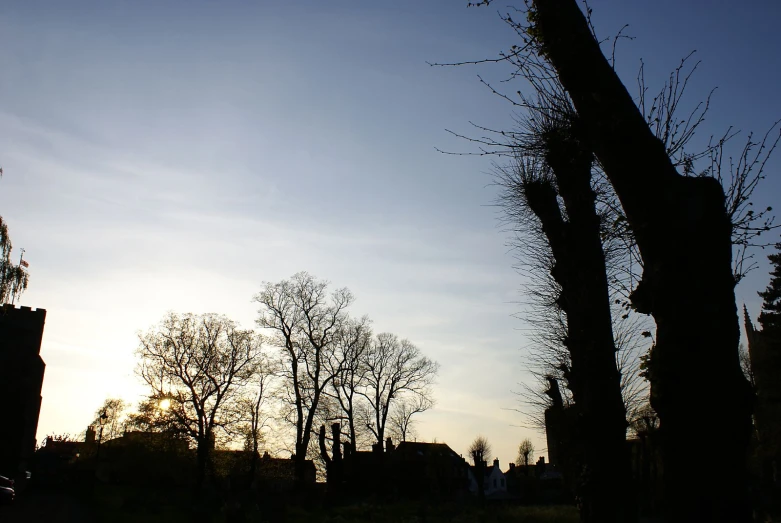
[517,437,535,467]
[434,3,778,519]
[511,2,761,520]
[387,393,434,443]
[468,435,492,467]
[326,315,373,451]
[358,333,439,448]
[136,312,262,489]
[254,272,352,482]
[228,353,275,480]
[468,435,492,504]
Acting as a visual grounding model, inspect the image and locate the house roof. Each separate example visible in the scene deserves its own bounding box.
[469,462,505,479]
[393,442,462,459]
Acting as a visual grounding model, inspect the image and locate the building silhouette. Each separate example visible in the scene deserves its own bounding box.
[0,305,46,476]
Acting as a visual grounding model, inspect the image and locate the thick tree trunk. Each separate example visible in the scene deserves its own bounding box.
[524,126,631,523]
[530,2,754,521]
[195,439,210,492]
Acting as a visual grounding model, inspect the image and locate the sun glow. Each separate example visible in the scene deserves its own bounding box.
[159,398,171,411]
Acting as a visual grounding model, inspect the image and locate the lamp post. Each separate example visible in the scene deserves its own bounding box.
[96,411,108,458]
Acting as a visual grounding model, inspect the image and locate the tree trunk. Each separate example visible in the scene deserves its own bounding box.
[524,124,632,522]
[530,2,754,521]
[195,438,210,492]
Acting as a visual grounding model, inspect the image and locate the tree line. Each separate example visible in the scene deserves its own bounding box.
[87,272,439,488]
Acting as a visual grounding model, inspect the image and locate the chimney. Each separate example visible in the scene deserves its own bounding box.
[509,463,515,470]
[493,458,499,468]
[85,426,96,444]
[331,423,342,462]
[386,437,395,453]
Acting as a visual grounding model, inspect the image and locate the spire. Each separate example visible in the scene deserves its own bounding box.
[744,304,757,349]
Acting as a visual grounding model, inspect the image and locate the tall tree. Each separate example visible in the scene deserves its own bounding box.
[328,315,373,451]
[234,353,274,479]
[136,312,262,489]
[254,272,352,483]
[524,2,756,520]
[495,99,632,521]
[745,243,781,496]
[359,333,438,448]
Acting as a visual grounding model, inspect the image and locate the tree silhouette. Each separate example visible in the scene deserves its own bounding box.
[517,438,535,469]
[468,435,492,505]
[254,272,352,484]
[523,1,757,520]
[387,394,434,443]
[326,315,373,451]
[358,333,438,448]
[136,312,263,490]
[745,243,781,498]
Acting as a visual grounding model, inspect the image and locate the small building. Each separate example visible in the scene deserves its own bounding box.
[389,441,471,500]
[468,458,508,499]
[334,437,470,501]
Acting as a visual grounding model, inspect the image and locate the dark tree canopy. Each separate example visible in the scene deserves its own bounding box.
[758,243,781,334]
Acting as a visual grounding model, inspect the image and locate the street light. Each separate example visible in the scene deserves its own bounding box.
[96,411,108,458]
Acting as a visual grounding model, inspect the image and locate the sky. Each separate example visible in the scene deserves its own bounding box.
[1,0,780,469]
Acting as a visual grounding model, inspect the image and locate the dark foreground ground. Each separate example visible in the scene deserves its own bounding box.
[0,484,581,523]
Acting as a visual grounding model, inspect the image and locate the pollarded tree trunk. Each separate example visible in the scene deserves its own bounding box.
[523,123,632,523]
[530,2,754,521]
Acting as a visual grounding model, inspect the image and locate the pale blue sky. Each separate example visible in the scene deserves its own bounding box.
[1,1,779,466]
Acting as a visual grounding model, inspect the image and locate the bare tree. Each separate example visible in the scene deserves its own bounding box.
[435,2,778,519]
[517,438,535,468]
[387,394,434,443]
[358,333,439,448]
[327,315,373,451]
[468,435,492,504]
[136,312,263,489]
[230,353,275,480]
[490,93,632,521]
[520,2,758,520]
[468,435,492,467]
[254,272,352,482]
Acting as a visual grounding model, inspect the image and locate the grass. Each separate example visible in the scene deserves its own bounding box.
[286,503,579,523]
[22,482,578,523]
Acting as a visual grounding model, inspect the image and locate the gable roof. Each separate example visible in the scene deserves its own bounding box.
[393,441,462,460]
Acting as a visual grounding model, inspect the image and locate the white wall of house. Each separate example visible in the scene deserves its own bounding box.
[468,459,507,497]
